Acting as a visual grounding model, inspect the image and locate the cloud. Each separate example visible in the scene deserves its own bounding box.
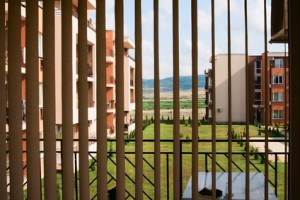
[248,0,271,34]
[142,10,154,32]
[142,39,154,79]
[198,10,211,32]
[160,0,173,15]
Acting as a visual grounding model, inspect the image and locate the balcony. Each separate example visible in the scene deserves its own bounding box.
[107,100,115,113]
[87,63,93,77]
[130,80,134,87]
[205,84,212,90]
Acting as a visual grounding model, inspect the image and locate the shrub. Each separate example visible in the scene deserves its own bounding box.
[186,134,191,140]
[184,120,189,127]
[254,148,259,160]
[179,133,184,138]
[260,155,265,164]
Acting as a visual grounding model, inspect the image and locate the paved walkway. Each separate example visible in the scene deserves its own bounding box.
[249,137,289,162]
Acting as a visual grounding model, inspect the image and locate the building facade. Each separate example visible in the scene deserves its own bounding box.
[4,0,136,177]
[248,52,289,125]
[54,1,97,144]
[205,53,289,125]
[205,54,246,123]
[105,31,136,137]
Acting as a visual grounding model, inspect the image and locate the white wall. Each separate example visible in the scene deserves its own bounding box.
[215,54,246,123]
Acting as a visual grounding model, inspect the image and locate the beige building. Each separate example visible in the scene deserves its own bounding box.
[54,1,97,141]
[106,31,136,137]
[206,54,246,123]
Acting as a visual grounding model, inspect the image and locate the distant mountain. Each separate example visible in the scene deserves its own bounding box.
[143,75,205,93]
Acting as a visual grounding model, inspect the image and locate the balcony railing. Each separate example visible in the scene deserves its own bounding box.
[7,138,287,199]
[107,100,115,109]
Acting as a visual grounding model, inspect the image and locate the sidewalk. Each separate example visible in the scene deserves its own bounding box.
[249,137,289,162]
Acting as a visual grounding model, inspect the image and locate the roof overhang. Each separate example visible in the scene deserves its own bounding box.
[270,0,288,43]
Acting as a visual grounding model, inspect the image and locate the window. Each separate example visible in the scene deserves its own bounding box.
[272,75,283,84]
[208,93,212,103]
[254,92,261,101]
[274,58,284,68]
[272,110,283,119]
[208,77,212,87]
[254,76,261,85]
[254,60,261,73]
[208,109,212,118]
[272,93,283,102]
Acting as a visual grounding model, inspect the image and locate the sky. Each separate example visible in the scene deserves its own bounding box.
[90,0,286,79]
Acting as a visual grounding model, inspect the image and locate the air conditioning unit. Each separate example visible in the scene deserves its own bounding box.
[270,57,275,60]
[217,108,223,112]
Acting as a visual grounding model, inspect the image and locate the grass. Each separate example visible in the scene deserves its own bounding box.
[26,122,285,199]
[85,122,286,199]
[143,100,205,111]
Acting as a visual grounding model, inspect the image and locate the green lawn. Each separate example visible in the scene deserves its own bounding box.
[85,122,286,200]
[28,122,285,199]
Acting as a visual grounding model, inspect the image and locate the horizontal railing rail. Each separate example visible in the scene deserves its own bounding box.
[5,138,288,199]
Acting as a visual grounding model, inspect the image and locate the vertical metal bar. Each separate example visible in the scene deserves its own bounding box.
[227,0,232,199]
[205,154,208,172]
[115,1,125,199]
[74,153,78,200]
[191,0,199,199]
[275,154,278,196]
[0,0,7,198]
[211,0,217,198]
[26,0,41,199]
[78,0,90,199]
[288,1,300,199]
[96,0,107,199]
[154,0,161,199]
[135,0,143,199]
[283,43,288,200]
[8,0,24,199]
[244,0,250,199]
[172,0,180,199]
[61,0,74,198]
[263,0,269,199]
[43,0,57,199]
[180,140,183,196]
[166,154,170,200]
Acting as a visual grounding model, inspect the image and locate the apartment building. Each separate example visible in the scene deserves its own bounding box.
[205,53,289,125]
[248,52,289,125]
[106,30,136,137]
[205,54,246,123]
[5,3,44,176]
[54,1,97,142]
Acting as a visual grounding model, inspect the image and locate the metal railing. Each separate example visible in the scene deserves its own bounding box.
[6,138,287,199]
